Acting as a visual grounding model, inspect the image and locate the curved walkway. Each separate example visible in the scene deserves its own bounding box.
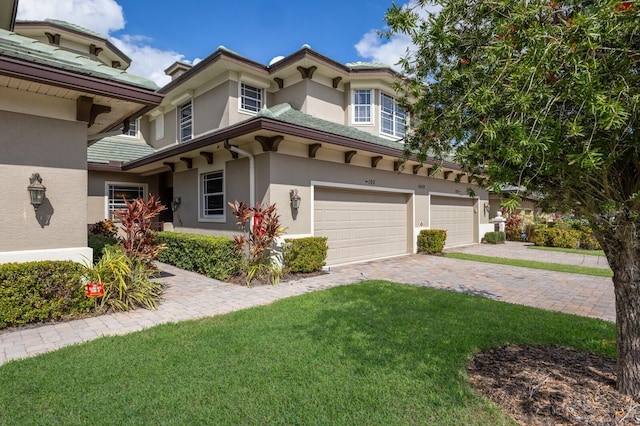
[0,242,615,366]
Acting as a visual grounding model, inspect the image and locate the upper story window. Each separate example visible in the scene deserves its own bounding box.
[202,171,224,218]
[178,101,193,143]
[125,118,139,137]
[352,89,372,124]
[240,83,263,113]
[380,93,407,138]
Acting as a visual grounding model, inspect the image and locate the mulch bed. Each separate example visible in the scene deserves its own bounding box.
[468,344,640,425]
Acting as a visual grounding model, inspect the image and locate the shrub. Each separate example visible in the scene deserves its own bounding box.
[89,219,118,238]
[113,194,166,267]
[229,201,285,286]
[578,229,601,250]
[84,245,163,312]
[483,231,506,244]
[283,237,328,273]
[0,261,92,329]
[505,215,524,241]
[88,233,120,263]
[533,227,580,249]
[417,229,447,254]
[157,232,241,280]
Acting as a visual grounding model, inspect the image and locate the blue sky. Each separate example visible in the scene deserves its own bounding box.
[15,0,427,87]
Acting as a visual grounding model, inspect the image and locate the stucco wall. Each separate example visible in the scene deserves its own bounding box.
[0,110,87,252]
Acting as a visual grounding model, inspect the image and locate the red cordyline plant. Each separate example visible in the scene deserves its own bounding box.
[113,194,167,266]
[229,200,285,285]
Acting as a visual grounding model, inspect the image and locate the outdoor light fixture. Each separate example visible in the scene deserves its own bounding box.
[289,189,301,220]
[28,173,46,210]
[171,196,182,212]
[484,202,491,215]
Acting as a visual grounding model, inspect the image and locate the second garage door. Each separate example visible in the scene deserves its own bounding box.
[430,196,476,247]
[314,188,410,265]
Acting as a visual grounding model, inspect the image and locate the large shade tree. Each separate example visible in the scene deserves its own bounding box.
[384,0,640,396]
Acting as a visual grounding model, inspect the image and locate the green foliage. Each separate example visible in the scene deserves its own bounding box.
[282,237,328,273]
[113,194,166,267]
[482,231,506,244]
[157,232,241,280]
[0,261,92,329]
[417,229,447,254]
[88,233,120,263]
[533,227,580,249]
[229,201,285,286]
[84,245,163,312]
[88,219,118,238]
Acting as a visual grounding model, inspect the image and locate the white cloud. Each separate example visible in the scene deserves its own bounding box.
[16,0,125,36]
[16,0,186,87]
[354,1,441,70]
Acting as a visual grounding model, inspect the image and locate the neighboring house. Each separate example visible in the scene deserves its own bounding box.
[0,8,162,264]
[88,44,492,265]
[5,10,492,266]
[488,186,542,220]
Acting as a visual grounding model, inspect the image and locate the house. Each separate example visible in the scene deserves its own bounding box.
[86,44,492,265]
[5,10,493,267]
[0,4,162,264]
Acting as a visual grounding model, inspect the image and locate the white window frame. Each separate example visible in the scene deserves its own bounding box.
[199,170,225,222]
[239,82,263,113]
[178,101,193,143]
[351,89,373,124]
[105,182,148,220]
[124,118,139,138]
[380,92,407,138]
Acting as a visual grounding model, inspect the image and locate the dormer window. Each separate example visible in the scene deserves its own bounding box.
[352,89,372,124]
[240,83,263,113]
[380,93,406,138]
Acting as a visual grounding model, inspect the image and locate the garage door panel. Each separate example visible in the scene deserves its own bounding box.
[430,196,475,248]
[315,188,409,265]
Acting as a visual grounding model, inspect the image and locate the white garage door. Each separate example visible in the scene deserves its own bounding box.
[430,196,475,247]
[314,188,409,265]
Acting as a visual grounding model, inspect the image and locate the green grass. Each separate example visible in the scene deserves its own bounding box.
[528,245,606,257]
[445,252,613,278]
[0,281,616,425]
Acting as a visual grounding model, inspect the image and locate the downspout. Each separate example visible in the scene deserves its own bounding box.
[224,139,255,206]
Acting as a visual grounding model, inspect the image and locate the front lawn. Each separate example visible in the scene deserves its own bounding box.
[0,281,615,425]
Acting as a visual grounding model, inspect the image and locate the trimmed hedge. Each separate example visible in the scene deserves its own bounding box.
[417,229,447,254]
[88,233,120,262]
[0,261,92,329]
[283,237,328,273]
[483,231,506,244]
[157,232,241,280]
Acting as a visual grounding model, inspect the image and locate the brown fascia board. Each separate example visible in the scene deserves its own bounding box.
[0,54,163,105]
[15,20,131,66]
[159,48,268,94]
[268,47,350,74]
[123,116,461,171]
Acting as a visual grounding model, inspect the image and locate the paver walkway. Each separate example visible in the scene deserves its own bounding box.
[0,242,615,366]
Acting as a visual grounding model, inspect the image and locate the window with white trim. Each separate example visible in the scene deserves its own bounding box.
[352,89,372,124]
[178,101,193,143]
[107,183,145,219]
[380,93,407,138]
[202,171,224,217]
[125,118,139,137]
[240,83,263,113]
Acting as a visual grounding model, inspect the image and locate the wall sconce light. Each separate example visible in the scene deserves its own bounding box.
[28,173,46,210]
[171,196,182,212]
[289,189,301,220]
[484,202,491,215]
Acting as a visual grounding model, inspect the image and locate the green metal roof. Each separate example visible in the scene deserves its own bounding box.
[88,137,155,164]
[0,28,158,90]
[40,19,105,39]
[257,103,405,151]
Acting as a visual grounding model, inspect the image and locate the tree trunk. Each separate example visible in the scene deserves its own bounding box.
[597,216,640,398]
